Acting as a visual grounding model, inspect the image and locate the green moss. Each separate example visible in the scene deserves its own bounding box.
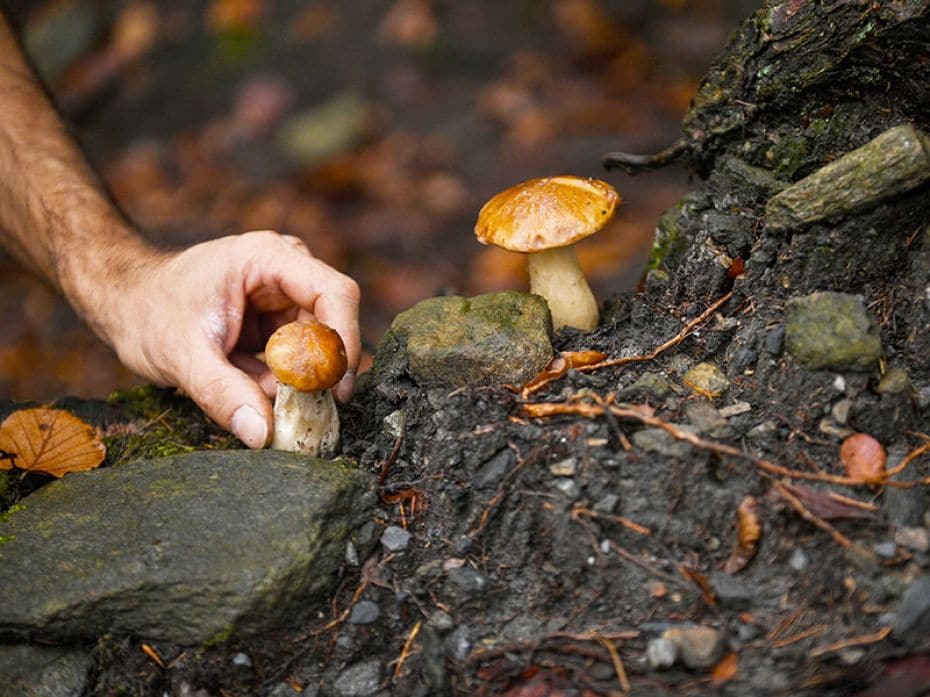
[648,205,688,274]
[0,502,25,523]
[200,625,234,650]
[104,386,239,468]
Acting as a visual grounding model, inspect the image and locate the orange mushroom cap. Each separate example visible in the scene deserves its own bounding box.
[265,319,347,392]
[474,176,620,253]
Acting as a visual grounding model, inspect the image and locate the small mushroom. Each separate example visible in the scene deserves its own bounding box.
[474,175,620,331]
[264,319,347,457]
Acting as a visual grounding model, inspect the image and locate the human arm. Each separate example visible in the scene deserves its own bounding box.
[0,13,361,448]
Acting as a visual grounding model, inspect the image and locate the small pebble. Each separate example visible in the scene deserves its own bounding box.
[874,542,898,559]
[381,525,411,552]
[789,548,809,571]
[831,399,852,425]
[895,527,930,553]
[429,610,454,633]
[333,659,382,697]
[231,652,252,667]
[345,540,359,566]
[662,625,726,670]
[555,479,580,498]
[349,600,380,625]
[593,493,619,513]
[646,638,678,669]
[833,375,847,393]
[549,458,577,477]
[683,362,730,397]
[764,326,785,355]
[719,401,751,418]
[383,410,405,439]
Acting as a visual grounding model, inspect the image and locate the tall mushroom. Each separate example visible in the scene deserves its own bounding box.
[264,318,347,457]
[474,175,620,331]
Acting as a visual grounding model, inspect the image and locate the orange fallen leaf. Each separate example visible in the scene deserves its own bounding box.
[724,496,762,574]
[0,408,106,477]
[840,433,886,484]
[521,350,607,397]
[712,652,739,685]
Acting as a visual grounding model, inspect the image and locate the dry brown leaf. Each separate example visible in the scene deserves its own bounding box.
[723,496,762,574]
[0,408,106,477]
[840,433,887,484]
[712,652,739,685]
[774,483,877,521]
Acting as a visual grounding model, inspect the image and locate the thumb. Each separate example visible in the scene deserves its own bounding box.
[185,347,273,449]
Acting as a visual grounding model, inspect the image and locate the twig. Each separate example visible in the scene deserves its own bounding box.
[378,427,406,487]
[808,626,891,657]
[768,625,827,648]
[393,621,422,679]
[140,643,167,669]
[597,635,631,694]
[467,630,640,663]
[572,505,652,536]
[602,138,688,174]
[521,291,734,399]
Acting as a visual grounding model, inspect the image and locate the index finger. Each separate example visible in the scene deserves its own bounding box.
[275,256,362,394]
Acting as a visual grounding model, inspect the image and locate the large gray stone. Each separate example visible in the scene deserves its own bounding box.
[0,644,92,697]
[0,451,374,645]
[785,292,882,371]
[372,291,552,387]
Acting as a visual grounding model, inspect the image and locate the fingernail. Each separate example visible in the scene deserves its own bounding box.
[231,405,268,448]
[335,370,355,403]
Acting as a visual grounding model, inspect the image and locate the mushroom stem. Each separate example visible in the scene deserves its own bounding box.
[527,246,598,331]
[271,382,340,457]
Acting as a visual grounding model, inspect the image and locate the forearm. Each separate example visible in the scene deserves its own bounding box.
[0,13,159,344]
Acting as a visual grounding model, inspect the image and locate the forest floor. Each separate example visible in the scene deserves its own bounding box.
[4,2,929,696]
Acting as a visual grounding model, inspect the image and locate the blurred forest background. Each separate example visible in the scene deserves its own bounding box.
[0,0,753,400]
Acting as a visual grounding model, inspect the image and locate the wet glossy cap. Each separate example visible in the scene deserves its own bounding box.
[265,319,347,391]
[474,176,620,253]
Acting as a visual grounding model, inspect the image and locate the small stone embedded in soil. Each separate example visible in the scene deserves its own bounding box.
[618,371,674,400]
[764,326,785,355]
[632,427,694,459]
[895,527,930,553]
[662,625,727,670]
[381,525,411,552]
[428,610,454,633]
[790,548,809,571]
[831,399,852,425]
[731,346,757,372]
[349,600,380,625]
[593,493,619,513]
[549,457,577,477]
[683,362,729,397]
[555,478,580,498]
[784,292,882,371]
[447,567,488,595]
[892,575,930,641]
[646,638,678,670]
[719,401,751,418]
[333,658,383,697]
[709,573,754,610]
[685,400,729,436]
[267,683,301,697]
[231,652,252,667]
[877,367,913,395]
[473,449,515,489]
[371,291,553,387]
[383,409,406,439]
[873,542,898,559]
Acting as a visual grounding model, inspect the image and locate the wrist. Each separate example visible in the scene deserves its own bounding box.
[57,216,166,350]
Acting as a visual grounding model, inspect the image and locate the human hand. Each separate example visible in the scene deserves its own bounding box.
[94,230,360,449]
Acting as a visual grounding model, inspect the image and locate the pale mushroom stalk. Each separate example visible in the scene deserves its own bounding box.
[527,246,599,332]
[271,383,339,457]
